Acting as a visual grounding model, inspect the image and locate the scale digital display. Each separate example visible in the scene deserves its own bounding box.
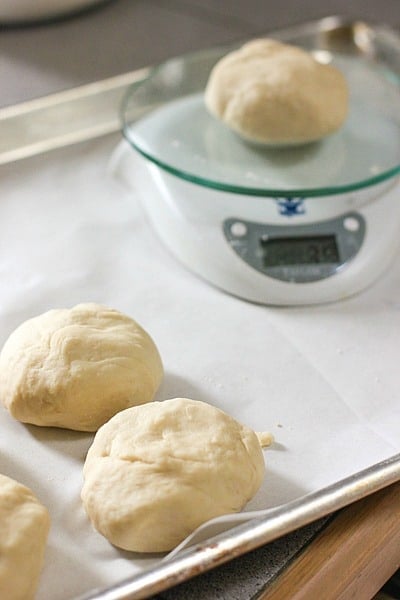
[260,235,340,268]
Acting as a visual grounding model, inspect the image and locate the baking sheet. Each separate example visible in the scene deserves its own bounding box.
[0,132,399,599]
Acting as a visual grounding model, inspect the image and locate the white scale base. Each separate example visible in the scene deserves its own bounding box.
[112,142,400,306]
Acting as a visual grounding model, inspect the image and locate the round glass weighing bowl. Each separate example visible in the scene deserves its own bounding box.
[122,37,400,197]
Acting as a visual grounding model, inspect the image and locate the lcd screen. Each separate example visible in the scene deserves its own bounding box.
[260,235,339,267]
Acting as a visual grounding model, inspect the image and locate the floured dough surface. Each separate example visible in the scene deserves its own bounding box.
[81,397,265,552]
[0,303,163,431]
[205,38,349,145]
[257,431,274,447]
[0,474,50,600]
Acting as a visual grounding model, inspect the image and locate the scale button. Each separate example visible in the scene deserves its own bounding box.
[343,216,360,232]
[230,221,248,237]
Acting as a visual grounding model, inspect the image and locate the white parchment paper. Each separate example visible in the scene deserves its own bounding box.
[0,135,399,599]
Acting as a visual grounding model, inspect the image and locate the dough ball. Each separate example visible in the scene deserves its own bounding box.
[81,398,265,552]
[205,38,349,145]
[0,303,163,432]
[0,474,50,600]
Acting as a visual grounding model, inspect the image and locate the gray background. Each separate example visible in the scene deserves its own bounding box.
[1,0,399,107]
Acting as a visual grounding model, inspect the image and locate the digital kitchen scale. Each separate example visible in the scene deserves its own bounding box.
[117,20,400,305]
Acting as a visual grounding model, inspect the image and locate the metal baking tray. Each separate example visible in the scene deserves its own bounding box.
[1,16,400,600]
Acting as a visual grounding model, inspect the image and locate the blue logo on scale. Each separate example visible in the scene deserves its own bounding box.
[276,198,306,217]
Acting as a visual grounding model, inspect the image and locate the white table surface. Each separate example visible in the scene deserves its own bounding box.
[1,2,399,599]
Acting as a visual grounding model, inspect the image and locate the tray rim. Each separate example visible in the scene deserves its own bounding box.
[78,452,400,600]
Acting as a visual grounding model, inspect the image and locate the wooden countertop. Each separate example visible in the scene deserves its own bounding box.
[260,482,400,600]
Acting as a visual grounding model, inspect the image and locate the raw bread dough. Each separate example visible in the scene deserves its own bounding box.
[205,38,349,145]
[0,303,163,432]
[81,397,265,552]
[0,474,50,600]
[257,431,274,447]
